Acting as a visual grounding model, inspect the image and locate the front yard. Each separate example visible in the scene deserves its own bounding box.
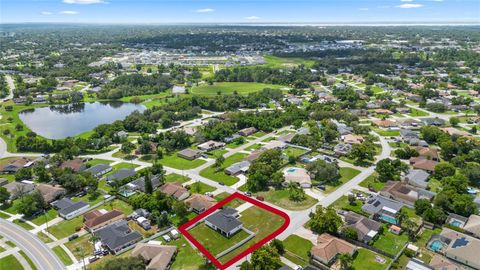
[159,152,207,170]
[256,188,318,211]
[199,153,246,186]
[282,235,313,266]
[188,222,250,256]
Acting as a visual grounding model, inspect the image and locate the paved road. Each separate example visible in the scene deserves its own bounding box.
[2,74,14,102]
[0,219,66,270]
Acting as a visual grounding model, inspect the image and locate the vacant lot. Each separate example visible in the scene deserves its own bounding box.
[191,82,284,96]
[159,152,206,170]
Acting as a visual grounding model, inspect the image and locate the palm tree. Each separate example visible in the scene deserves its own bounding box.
[338,253,354,270]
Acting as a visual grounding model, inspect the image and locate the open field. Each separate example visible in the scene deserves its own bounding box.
[262,55,315,68]
[191,82,284,96]
[256,188,318,211]
[159,152,207,170]
[199,153,246,186]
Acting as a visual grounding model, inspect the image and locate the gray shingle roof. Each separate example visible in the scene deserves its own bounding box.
[95,220,142,251]
[107,168,136,182]
[362,195,404,215]
[205,207,241,233]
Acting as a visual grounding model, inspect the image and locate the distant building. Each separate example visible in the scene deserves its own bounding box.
[177,148,202,160]
[362,194,404,224]
[159,183,190,201]
[342,212,381,243]
[36,184,66,204]
[60,159,85,172]
[283,167,311,188]
[106,168,136,183]
[184,194,216,214]
[172,85,186,94]
[238,127,257,137]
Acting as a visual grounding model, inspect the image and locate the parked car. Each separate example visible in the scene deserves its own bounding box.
[88,256,100,263]
[317,185,326,191]
[256,196,264,201]
[244,192,252,197]
[68,234,79,241]
[219,182,225,186]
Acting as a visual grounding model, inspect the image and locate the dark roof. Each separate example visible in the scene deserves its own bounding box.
[128,174,162,193]
[95,220,142,251]
[107,168,136,182]
[52,197,75,209]
[58,200,88,216]
[205,207,241,233]
[85,164,111,175]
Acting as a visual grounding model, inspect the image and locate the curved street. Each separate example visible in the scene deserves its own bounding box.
[0,218,66,270]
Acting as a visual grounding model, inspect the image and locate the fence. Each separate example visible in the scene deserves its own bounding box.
[215,228,255,259]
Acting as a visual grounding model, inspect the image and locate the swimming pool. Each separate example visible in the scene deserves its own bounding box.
[450,220,462,227]
[287,168,297,173]
[429,240,443,252]
[381,214,397,224]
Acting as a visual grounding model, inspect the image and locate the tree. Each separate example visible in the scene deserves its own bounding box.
[434,162,456,179]
[449,117,460,127]
[15,191,44,217]
[310,206,342,235]
[306,160,340,184]
[144,174,153,194]
[15,168,32,181]
[422,207,446,225]
[270,239,285,255]
[95,257,145,270]
[338,253,355,270]
[461,162,480,186]
[375,158,408,182]
[0,187,10,204]
[342,227,358,241]
[350,141,375,163]
[288,183,306,202]
[250,246,282,270]
[414,199,431,215]
[348,194,356,205]
[214,155,225,170]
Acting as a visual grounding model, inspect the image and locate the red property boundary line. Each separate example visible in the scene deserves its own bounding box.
[178,192,290,269]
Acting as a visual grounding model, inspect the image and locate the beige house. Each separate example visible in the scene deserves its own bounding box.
[310,233,357,266]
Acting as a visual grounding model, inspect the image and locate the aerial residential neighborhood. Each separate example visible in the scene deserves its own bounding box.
[0,1,479,270]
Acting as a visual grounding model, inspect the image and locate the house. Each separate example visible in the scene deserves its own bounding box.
[445,213,468,228]
[389,225,402,235]
[262,140,287,150]
[184,194,216,214]
[52,198,89,220]
[278,133,296,143]
[106,168,136,183]
[297,127,310,135]
[136,216,151,230]
[36,184,66,203]
[440,127,470,137]
[0,157,33,173]
[126,174,163,194]
[60,159,85,172]
[159,183,190,201]
[84,209,125,232]
[95,220,142,254]
[342,134,364,144]
[374,109,393,115]
[427,228,480,269]
[463,214,480,238]
[410,157,439,173]
[283,167,312,188]
[3,181,35,200]
[238,127,257,136]
[205,207,243,237]
[131,243,177,270]
[422,118,445,126]
[172,85,186,94]
[406,258,434,270]
[403,169,430,189]
[336,123,353,135]
[310,233,357,266]
[334,143,352,156]
[177,148,202,160]
[362,194,404,224]
[373,119,398,128]
[85,164,112,178]
[380,181,435,207]
[224,161,250,176]
[224,134,241,143]
[429,254,466,270]
[343,212,381,243]
[245,149,265,162]
[197,140,225,152]
[415,147,440,161]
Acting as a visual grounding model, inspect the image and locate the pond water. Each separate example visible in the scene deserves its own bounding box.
[19,102,146,139]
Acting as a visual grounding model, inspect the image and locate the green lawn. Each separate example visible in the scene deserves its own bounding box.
[165,173,191,183]
[86,159,113,166]
[53,246,73,266]
[159,152,206,170]
[5,240,15,247]
[372,225,409,256]
[219,205,286,263]
[262,55,315,69]
[283,147,308,158]
[331,193,367,216]
[189,222,250,256]
[0,255,24,269]
[187,182,216,194]
[283,235,313,266]
[168,236,205,270]
[255,188,318,211]
[245,143,262,151]
[111,162,139,171]
[47,216,83,239]
[199,153,246,186]
[324,167,361,193]
[352,249,391,270]
[36,231,53,243]
[102,199,134,215]
[359,173,385,191]
[191,82,284,97]
[18,251,37,270]
[13,219,34,230]
[226,140,248,149]
[372,128,400,137]
[29,208,58,226]
[64,234,94,260]
[408,108,429,117]
[206,149,228,158]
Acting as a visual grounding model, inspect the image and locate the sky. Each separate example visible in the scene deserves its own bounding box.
[1,0,479,24]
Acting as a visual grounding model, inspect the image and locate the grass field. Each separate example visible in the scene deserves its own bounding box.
[331,192,367,215]
[47,216,83,239]
[53,246,73,266]
[408,108,429,117]
[372,225,409,256]
[262,55,315,68]
[0,255,24,269]
[13,219,34,230]
[359,173,385,191]
[159,152,206,170]
[36,231,53,243]
[352,249,391,270]
[65,234,94,260]
[168,236,205,270]
[191,82,284,97]
[189,222,250,256]
[29,208,58,226]
[324,167,361,193]
[187,181,216,194]
[283,147,308,158]
[165,173,191,183]
[283,235,313,266]
[86,159,113,166]
[256,188,318,211]
[199,153,246,186]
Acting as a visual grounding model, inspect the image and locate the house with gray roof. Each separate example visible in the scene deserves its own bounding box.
[205,207,243,237]
[52,198,89,220]
[224,161,250,176]
[362,194,404,225]
[106,168,136,184]
[403,169,430,189]
[85,164,112,178]
[95,220,142,254]
[343,212,381,243]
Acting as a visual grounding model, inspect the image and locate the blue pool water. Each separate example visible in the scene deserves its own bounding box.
[450,220,462,227]
[429,240,443,252]
[381,214,397,224]
[287,168,297,173]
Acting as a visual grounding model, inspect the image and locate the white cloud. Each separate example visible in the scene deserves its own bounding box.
[400,0,413,2]
[195,8,214,13]
[359,8,369,11]
[245,16,260,20]
[63,0,107,4]
[41,11,53,15]
[396,3,424,8]
[60,10,79,14]
[428,0,443,2]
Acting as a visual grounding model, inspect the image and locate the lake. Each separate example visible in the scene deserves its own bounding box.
[19,102,146,139]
